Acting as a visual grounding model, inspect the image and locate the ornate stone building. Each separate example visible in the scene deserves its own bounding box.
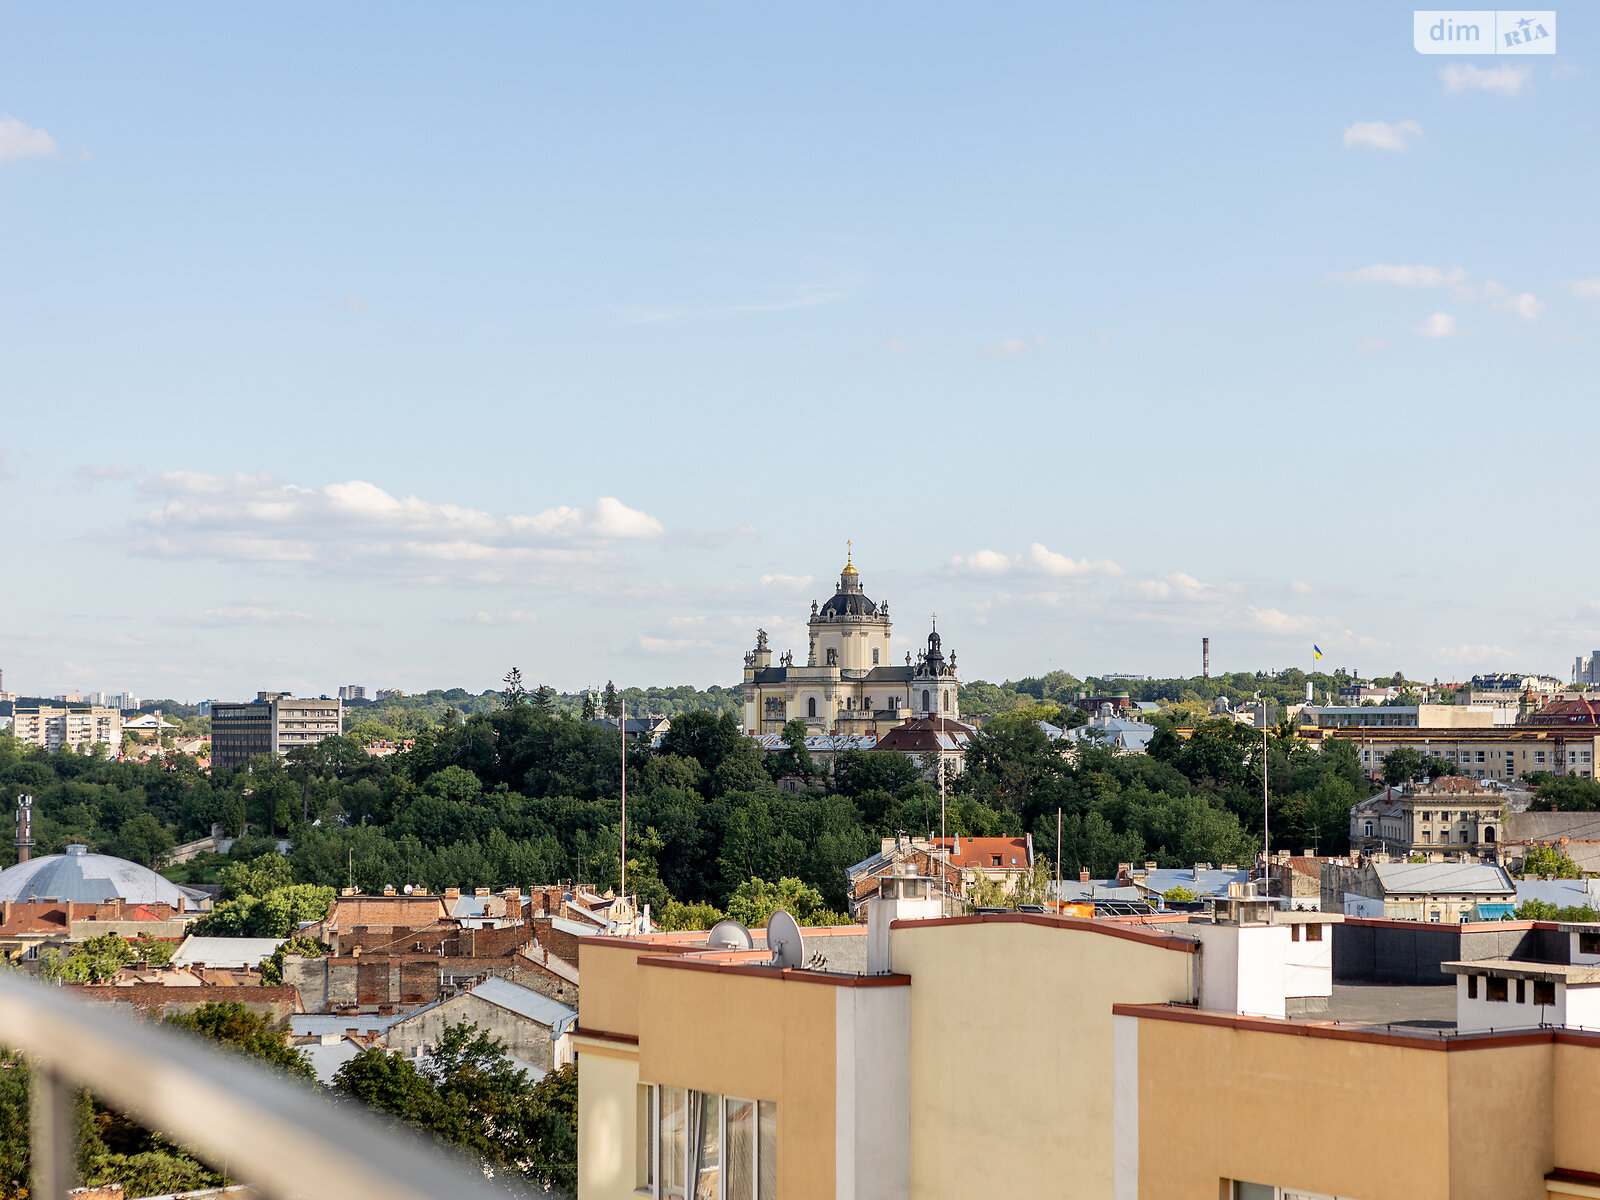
[741,552,958,735]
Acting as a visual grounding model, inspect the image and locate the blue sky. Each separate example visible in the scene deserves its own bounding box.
[2,3,1597,701]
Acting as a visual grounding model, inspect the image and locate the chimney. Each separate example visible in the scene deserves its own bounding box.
[340,886,357,896]
[382,884,396,896]
[1143,861,1158,874]
[1116,862,1133,886]
[474,887,491,897]
[444,887,461,902]
[1203,637,1210,679]
[1078,867,1091,884]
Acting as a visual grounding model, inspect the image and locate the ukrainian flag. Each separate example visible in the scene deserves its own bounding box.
[1313,645,1323,660]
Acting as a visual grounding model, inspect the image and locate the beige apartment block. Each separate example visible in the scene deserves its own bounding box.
[10,705,123,753]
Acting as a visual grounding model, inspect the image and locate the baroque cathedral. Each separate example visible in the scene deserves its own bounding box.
[741,551,958,736]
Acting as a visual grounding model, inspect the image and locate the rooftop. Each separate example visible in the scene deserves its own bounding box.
[1371,861,1515,895]
[1443,957,1600,985]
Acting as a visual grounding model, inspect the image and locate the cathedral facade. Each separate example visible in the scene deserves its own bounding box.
[741,553,958,736]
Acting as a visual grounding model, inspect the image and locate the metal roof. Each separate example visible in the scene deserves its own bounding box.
[1372,861,1515,895]
[302,1039,363,1085]
[0,846,206,908]
[290,1012,407,1037]
[1141,868,1251,897]
[169,936,286,969]
[1514,879,1598,908]
[467,977,578,1035]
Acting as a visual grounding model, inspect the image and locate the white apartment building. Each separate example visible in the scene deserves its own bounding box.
[10,706,124,753]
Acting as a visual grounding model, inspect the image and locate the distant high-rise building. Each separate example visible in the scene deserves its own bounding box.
[11,706,123,753]
[210,692,344,771]
[1575,653,1600,687]
[375,688,406,701]
[337,684,367,701]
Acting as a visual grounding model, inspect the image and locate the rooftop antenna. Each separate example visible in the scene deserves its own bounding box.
[708,919,755,951]
[620,696,627,922]
[766,909,805,969]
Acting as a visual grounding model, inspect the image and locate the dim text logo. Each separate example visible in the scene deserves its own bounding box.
[1413,10,1556,53]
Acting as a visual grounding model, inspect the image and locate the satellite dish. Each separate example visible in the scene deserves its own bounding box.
[707,919,755,951]
[403,884,414,895]
[766,910,805,969]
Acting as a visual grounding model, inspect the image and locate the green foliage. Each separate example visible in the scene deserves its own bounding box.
[1162,884,1199,902]
[1521,846,1582,879]
[655,899,726,931]
[1516,899,1599,921]
[40,933,139,984]
[163,1001,314,1081]
[724,877,851,927]
[260,935,329,986]
[332,1021,575,1192]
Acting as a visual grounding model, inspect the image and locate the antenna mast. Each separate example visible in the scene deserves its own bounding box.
[619,696,627,923]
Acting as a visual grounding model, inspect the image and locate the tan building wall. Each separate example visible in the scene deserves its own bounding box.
[1120,1008,1600,1200]
[1310,728,1600,782]
[891,917,1196,1200]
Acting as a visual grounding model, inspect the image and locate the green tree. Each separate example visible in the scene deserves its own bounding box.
[1521,846,1581,879]
[260,935,329,986]
[164,1002,313,1082]
[724,876,849,927]
[580,691,597,723]
[501,667,527,708]
[603,680,622,719]
[39,934,138,984]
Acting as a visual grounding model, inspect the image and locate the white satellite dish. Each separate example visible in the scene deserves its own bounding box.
[708,919,755,951]
[766,909,805,969]
[403,884,414,895]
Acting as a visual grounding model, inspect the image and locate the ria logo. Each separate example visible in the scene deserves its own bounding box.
[1413,10,1557,54]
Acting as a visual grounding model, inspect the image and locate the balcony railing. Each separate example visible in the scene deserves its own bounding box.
[0,971,534,1200]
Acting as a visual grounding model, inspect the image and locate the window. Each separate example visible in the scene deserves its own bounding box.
[1487,976,1509,1002]
[694,1092,719,1198]
[1476,751,1486,763]
[1363,821,1374,838]
[922,689,931,711]
[1305,923,1322,942]
[1422,832,1431,843]
[638,1084,657,1190]
[758,1101,776,1200]
[1516,979,1526,1004]
[872,648,880,664]
[1484,827,1495,843]
[660,1086,688,1200]
[1535,980,1556,1006]
[1467,975,1478,999]
[1429,909,1441,923]
[826,648,837,666]
[1580,931,1600,956]
[1291,924,1300,942]
[1460,830,1469,843]
[807,697,817,719]
[1536,750,1547,765]
[726,1097,755,1199]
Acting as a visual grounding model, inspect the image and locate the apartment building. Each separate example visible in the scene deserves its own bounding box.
[1349,777,1509,858]
[10,705,123,753]
[1303,726,1600,781]
[1302,704,1506,729]
[337,684,366,701]
[577,901,1600,1200]
[210,692,343,771]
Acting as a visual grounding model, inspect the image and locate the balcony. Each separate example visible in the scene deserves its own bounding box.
[0,971,539,1199]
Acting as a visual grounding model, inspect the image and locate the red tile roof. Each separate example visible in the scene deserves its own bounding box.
[931,835,1032,871]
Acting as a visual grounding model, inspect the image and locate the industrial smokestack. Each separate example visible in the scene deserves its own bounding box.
[1203,637,1210,680]
[14,794,34,864]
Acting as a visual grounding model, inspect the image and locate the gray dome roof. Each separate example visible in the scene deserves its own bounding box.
[0,845,203,909]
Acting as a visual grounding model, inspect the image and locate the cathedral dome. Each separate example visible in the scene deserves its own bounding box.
[0,844,206,909]
[820,590,878,618]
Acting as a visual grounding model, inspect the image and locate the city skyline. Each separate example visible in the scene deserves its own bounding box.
[3,3,1598,698]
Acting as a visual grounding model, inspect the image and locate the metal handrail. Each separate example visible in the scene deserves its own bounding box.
[0,971,533,1200]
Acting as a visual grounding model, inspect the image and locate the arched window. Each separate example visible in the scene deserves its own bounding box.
[1363,820,1374,838]
[922,689,931,711]
[872,648,880,664]
[1484,826,1496,843]
[943,690,950,712]
[807,697,817,719]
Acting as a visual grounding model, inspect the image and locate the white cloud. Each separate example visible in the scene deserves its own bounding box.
[1290,580,1313,595]
[468,610,538,625]
[1327,264,1469,289]
[1419,312,1458,338]
[1571,279,1600,299]
[75,463,131,484]
[1440,63,1531,96]
[0,115,57,166]
[1342,119,1423,151]
[190,605,333,628]
[1248,607,1330,636]
[949,542,1123,579]
[125,472,665,585]
[982,334,1049,357]
[1491,291,1544,320]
